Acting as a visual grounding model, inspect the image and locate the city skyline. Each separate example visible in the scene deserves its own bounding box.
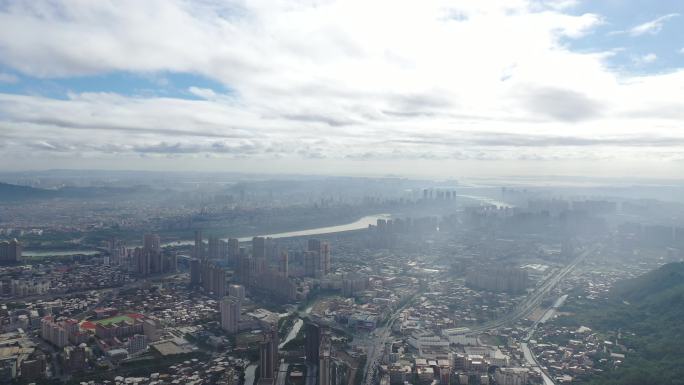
[2,171,684,384]
[1,2,684,384]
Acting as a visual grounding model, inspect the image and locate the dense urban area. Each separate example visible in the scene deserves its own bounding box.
[1,172,684,385]
[3,0,683,384]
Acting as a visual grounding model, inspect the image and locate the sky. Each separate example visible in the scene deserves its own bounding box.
[0,0,683,178]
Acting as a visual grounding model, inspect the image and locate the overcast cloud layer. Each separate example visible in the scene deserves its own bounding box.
[0,0,683,177]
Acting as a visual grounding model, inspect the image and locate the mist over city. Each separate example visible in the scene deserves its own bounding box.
[1,1,684,385]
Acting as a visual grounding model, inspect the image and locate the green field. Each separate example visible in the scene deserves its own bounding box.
[96,315,135,326]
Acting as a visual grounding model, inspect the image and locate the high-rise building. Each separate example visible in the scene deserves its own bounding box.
[259,325,279,385]
[9,239,21,262]
[465,266,529,294]
[305,322,320,364]
[208,236,220,259]
[132,247,150,276]
[0,239,21,263]
[127,334,148,354]
[0,358,17,381]
[307,239,322,254]
[200,260,226,297]
[143,233,160,253]
[212,263,226,297]
[227,238,240,265]
[20,357,45,381]
[220,296,241,334]
[494,368,528,385]
[252,237,266,259]
[250,268,298,301]
[237,254,253,286]
[252,236,269,277]
[135,234,175,276]
[228,284,246,302]
[256,256,267,274]
[330,360,342,385]
[163,253,177,273]
[319,333,332,385]
[41,317,88,348]
[190,258,201,286]
[304,251,320,278]
[148,250,162,274]
[342,274,368,297]
[265,237,277,261]
[63,345,86,373]
[279,251,289,278]
[322,242,331,275]
[219,239,228,260]
[194,230,204,259]
[107,238,126,266]
[143,318,160,342]
[307,239,328,277]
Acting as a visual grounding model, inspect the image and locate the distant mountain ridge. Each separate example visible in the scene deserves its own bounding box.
[0,182,57,201]
[0,181,152,201]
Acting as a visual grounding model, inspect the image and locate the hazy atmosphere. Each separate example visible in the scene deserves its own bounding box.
[2,2,684,385]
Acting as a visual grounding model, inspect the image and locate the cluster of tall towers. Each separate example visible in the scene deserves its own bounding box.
[188,230,337,385]
[190,230,228,298]
[422,188,457,200]
[193,230,240,262]
[233,236,296,301]
[0,238,21,263]
[133,234,176,276]
[305,239,331,278]
[194,230,331,284]
[235,237,287,283]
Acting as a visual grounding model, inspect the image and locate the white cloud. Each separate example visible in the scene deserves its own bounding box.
[0,72,18,83]
[633,53,658,65]
[188,87,218,100]
[643,53,658,63]
[536,0,580,11]
[0,0,682,175]
[628,13,679,36]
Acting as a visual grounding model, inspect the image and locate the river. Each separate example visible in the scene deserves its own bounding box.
[23,249,101,257]
[279,318,303,349]
[25,214,391,258]
[244,364,257,385]
[163,213,391,246]
[278,305,312,349]
[27,195,508,257]
[457,194,515,208]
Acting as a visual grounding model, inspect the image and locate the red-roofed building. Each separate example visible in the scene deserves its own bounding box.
[93,307,118,319]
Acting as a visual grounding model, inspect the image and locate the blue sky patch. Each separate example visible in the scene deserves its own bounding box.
[0,69,232,100]
[561,0,684,75]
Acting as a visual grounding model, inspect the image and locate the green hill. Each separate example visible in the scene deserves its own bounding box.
[564,262,684,385]
[0,182,56,201]
[611,262,684,304]
[0,182,152,201]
